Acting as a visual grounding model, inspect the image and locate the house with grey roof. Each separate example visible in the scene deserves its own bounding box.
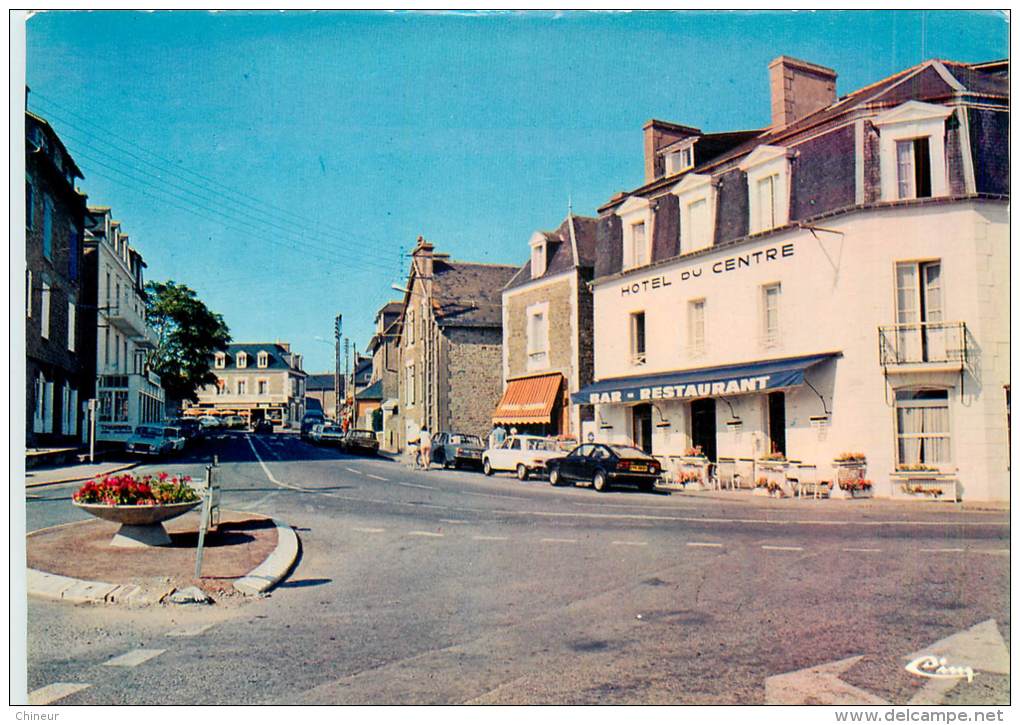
[495,211,598,441]
[394,237,517,448]
[193,342,307,427]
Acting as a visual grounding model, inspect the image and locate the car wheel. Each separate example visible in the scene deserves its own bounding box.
[483,459,493,476]
[549,467,563,486]
[516,464,529,482]
[593,470,609,492]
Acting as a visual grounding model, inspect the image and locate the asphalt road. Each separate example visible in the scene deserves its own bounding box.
[23,432,1011,705]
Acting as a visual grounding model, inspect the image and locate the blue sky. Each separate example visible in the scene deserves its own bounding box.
[25,10,1007,372]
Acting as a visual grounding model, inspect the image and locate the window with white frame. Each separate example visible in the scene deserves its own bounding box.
[237,379,247,395]
[214,352,226,369]
[67,301,76,352]
[258,379,268,396]
[257,351,269,368]
[237,352,248,368]
[406,364,416,405]
[673,172,717,255]
[739,145,791,235]
[894,260,945,363]
[40,281,50,339]
[618,196,653,271]
[761,283,781,347]
[526,302,549,369]
[406,310,415,347]
[895,389,951,467]
[665,146,694,176]
[688,299,706,356]
[873,101,953,202]
[630,311,647,366]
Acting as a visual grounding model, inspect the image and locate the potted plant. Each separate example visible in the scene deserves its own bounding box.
[890,464,959,501]
[72,473,202,548]
[838,477,873,499]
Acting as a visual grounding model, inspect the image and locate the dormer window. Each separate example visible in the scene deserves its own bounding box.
[665,145,694,176]
[873,101,953,202]
[617,196,653,271]
[214,352,226,369]
[739,145,791,235]
[237,352,248,368]
[672,173,716,254]
[528,232,549,279]
[257,351,269,368]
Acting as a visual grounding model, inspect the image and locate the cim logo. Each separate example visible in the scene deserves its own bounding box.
[905,656,975,683]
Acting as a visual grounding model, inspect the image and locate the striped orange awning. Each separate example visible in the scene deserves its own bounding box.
[492,374,563,425]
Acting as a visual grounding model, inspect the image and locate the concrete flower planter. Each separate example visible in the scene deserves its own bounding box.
[73,500,201,547]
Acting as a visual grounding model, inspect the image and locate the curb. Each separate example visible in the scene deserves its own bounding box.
[233,518,299,596]
[25,462,139,489]
[26,516,298,605]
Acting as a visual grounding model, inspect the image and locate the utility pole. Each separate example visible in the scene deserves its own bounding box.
[351,343,358,427]
[334,314,342,421]
[343,337,351,424]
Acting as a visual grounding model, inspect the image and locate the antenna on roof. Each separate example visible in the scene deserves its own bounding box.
[568,193,573,217]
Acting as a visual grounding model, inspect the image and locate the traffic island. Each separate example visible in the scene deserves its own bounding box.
[27,510,297,606]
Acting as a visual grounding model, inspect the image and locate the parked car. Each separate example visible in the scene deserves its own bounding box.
[223,415,247,430]
[316,423,347,446]
[301,414,326,440]
[253,419,274,434]
[482,435,562,481]
[431,432,485,469]
[125,424,182,457]
[198,415,223,430]
[545,443,661,492]
[343,429,379,455]
[169,417,202,444]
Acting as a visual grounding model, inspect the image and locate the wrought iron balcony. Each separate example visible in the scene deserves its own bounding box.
[878,321,970,368]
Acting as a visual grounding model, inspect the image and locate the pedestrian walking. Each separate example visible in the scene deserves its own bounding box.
[419,425,431,470]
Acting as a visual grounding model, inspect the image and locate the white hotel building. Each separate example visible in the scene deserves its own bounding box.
[575,57,1009,501]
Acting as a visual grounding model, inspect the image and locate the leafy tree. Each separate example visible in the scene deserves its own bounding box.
[144,280,230,403]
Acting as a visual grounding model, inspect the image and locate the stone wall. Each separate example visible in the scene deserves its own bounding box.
[504,276,574,381]
[444,325,504,440]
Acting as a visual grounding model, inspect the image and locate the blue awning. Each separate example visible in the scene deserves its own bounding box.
[572,352,841,405]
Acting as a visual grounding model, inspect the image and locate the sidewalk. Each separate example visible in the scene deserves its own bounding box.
[668,486,1010,513]
[25,460,139,488]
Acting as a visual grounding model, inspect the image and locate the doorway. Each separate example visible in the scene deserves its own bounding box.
[767,392,786,456]
[690,398,717,461]
[632,404,653,455]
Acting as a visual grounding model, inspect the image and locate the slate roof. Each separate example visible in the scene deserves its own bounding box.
[215,343,302,372]
[306,373,337,391]
[356,379,384,400]
[504,214,599,292]
[432,260,518,328]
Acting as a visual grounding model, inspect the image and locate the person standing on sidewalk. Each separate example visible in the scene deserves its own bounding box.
[419,425,431,470]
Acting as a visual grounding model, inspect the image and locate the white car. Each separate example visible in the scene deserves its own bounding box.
[482,435,564,481]
[198,415,222,430]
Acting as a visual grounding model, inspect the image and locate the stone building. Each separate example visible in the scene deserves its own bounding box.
[193,342,306,427]
[395,238,517,448]
[365,301,403,446]
[25,111,90,448]
[577,56,1009,501]
[82,207,165,443]
[495,212,598,440]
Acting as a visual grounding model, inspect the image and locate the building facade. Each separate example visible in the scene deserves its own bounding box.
[576,57,1009,501]
[366,301,403,449]
[193,343,307,427]
[82,207,165,443]
[25,111,91,448]
[305,373,340,420]
[495,213,597,440]
[396,238,517,448]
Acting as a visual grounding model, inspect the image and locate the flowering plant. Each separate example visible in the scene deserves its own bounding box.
[73,473,199,506]
[897,463,939,472]
[675,470,703,485]
[755,477,784,495]
[901,483,943,497]
[834,452,866,462]
[839,478,872,492]
[683,446,705,458]
[760,451,786,461]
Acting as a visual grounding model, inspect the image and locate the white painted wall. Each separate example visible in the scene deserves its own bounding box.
[591,201,1009,500]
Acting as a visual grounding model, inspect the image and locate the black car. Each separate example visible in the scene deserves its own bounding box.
[300,414,325,440]
[343,429,379,455]
[431,432,485,469]
[253,419,274,434]
[169,417,202,445]
[546,443,661,492]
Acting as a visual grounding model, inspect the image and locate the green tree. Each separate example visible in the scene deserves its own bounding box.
[145,280,230,403]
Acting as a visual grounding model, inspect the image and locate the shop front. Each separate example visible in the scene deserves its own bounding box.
[492,372,568,438]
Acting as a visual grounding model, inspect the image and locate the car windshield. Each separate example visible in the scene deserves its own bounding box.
[351,430,374,438]
[608,445,654,460]
[526,439,558,451]
[323,426,343,434]
[164,428,180,438]
[449,435,481,446]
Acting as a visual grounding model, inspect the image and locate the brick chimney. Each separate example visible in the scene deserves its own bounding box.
[642,120,701,183]
[768,56,837,129]
[411,235,434,279]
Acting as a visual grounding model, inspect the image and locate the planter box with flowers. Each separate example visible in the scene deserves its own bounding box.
[890,465,960,502]
[72,473,202,547]
[755,453,792,496]
[831,453,867,499]
[754,477,787,498]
